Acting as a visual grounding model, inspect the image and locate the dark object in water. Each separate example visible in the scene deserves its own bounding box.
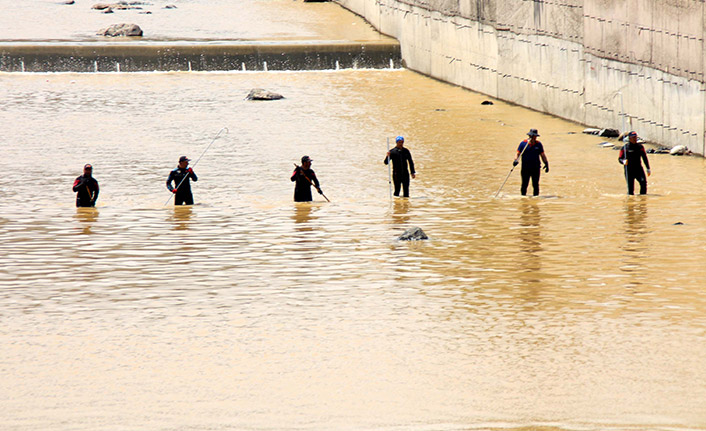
[398,227,428,241]
[97,24,143,36]
[246,89,284,101]
[673,222,684,225]
[481,100,494,105]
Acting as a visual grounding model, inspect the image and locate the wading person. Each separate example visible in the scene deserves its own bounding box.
[291,156,323,202]
[513,129,549,196]
[166,155,198,205]
[384,136,416,197]
[72,163,99,207]
[618,131,651,195]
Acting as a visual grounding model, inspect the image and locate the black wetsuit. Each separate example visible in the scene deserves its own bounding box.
[618,142,650,195]
[166,167,198,205]
[72,175,99,207]
[518,140,544,196]
[384,147,415,197]
[291,166,320,202]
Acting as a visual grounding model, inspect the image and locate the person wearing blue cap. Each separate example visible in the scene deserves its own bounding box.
[384,136,416,197]
[618,131,651,195]
[513,129,549,196]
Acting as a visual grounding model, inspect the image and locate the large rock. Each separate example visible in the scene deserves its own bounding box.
[97,23,143,37]
[398,227,428,241]
[246,88,284,101]
[670,145,691,155]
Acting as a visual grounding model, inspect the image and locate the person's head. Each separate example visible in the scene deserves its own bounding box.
[178,155,190,168]
[527,129,539,142]
[301,155,312,168]
[83,164,93,177]
[628,131,638,144]
[395,136,404,148]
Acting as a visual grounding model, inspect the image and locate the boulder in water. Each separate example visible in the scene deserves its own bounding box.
[670,145,691,155]
[398,227,428,241]
[481,100,494,105]
[599,128,619,137]
[164,4,177,8]
[92,3,112,9]
[97,23,143,37]
[246,88,284,101]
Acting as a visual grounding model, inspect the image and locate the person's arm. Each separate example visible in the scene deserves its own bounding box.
[291,166,300,182]
[188,167,197,182]
[541,152,549,172]
[513,142,525,166]
[311,171,321,191]
[166,171,176,192]
[641,147,651,173]
[92,181,99,204]
[618,146,627,165]
[72,176,84,192]
[407,150,416,178]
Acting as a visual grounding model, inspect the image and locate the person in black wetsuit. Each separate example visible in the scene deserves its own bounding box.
[166,155,198,205]
[72,163,99,207]
[513,129,549,196]
[384,135,416,197]
[618,131,651,195]
[291,156,323,202]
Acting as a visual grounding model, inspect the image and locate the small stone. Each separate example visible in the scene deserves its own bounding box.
[673,222,684,225]
[481,100,494,105]
[164,4,177,8]
[398,227,428,241]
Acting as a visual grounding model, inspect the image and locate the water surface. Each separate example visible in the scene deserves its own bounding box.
[1,70,705,431]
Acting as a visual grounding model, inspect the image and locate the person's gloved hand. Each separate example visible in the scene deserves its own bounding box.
[647,169,651,176]
[512,159,519,167]
[544,165,549,173]
[317,189,323,195]
[171,189,178,194]
[187,167,193,174]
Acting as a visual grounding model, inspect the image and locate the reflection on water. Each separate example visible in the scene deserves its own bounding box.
[169,205,194,231]
[1,70,705,431]
[389,197,411,227]
[74,207,98,235]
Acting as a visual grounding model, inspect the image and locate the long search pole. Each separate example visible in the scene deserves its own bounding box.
[494,140,530,198]
[386,137,392,201]
[164,127,229,206]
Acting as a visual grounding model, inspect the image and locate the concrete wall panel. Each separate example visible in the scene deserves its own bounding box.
[335,0,706,154]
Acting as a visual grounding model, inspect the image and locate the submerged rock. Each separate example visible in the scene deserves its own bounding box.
[246,88,284,101]
[97,23,143,37]
[670,145,691,155]
[598,128,619,137]
[398,227,428,241]
[481,100,494,105]
[164,4,177,8]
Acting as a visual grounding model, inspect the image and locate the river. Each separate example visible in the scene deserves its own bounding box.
[1,2,705,431]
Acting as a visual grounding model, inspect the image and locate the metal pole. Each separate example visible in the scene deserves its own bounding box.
[164,127,228,206]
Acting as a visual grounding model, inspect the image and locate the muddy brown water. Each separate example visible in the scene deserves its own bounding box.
[1,69,705,430]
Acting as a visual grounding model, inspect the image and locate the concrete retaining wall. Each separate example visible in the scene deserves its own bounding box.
[336,0,706,154]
